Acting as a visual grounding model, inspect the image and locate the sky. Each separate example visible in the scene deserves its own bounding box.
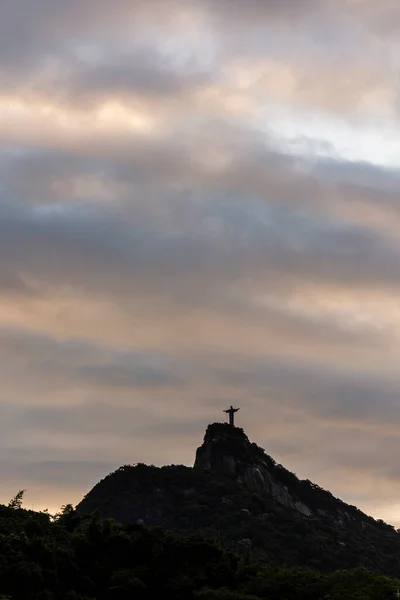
[2,0,400,523]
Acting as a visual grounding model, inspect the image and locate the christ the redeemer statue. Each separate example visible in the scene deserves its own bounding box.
[224,405,239,427]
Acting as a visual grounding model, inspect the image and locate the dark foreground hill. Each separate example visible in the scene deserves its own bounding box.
[77,423,400,576]
[0,501,398,600]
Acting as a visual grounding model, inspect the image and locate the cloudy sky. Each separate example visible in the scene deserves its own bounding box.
[3,0,400,523]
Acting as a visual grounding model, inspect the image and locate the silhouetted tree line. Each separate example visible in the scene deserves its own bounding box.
[0,491,399,600]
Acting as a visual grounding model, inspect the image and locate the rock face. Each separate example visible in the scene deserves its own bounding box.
[195,423,313,515]
[194,423,366,525]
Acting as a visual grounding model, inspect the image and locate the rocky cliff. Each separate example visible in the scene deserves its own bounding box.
[194,423,369,527]
[195,423,313,516]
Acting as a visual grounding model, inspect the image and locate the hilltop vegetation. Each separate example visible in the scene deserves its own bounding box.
[0,495,398,600]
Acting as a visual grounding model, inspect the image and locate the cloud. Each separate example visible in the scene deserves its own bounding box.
[0,0,396,124]
[2,165,400,308]
[2,0,400,526]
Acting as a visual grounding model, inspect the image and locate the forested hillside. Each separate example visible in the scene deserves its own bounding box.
[0,497,398,600]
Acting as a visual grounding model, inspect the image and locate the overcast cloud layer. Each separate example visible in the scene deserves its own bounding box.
[2,0,400,522]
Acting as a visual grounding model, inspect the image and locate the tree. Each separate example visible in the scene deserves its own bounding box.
[8,490,25,509]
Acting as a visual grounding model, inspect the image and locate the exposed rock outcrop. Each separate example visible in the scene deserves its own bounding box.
[194,423,386,528]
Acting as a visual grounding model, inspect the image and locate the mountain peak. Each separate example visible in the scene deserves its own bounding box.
[194,421,312,512]
[194,422,381,526]
[197,422,250,453]
[194,421,265,478]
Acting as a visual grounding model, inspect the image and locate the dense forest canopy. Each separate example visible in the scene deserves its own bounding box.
[0,492,399,600]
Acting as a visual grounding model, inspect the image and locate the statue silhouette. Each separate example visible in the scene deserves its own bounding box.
[223,405,239,427]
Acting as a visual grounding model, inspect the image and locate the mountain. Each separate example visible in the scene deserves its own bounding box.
[194,423,376,525]
[77,422,400,576]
